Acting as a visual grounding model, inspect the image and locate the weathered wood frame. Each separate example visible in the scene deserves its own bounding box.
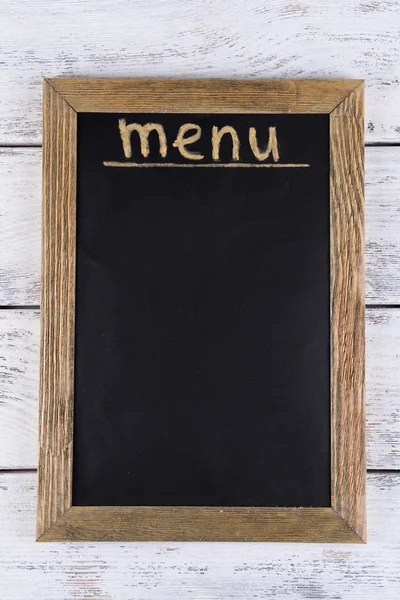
[37,78,365,542]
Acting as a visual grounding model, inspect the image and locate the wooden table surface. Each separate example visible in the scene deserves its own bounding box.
[1,1,399,598]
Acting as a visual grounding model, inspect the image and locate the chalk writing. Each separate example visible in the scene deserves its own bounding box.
[103,120,309,167]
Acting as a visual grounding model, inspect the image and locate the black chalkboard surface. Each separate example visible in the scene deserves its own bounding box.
[72,112,330,508]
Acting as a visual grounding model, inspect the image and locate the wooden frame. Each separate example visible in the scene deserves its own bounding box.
[37,78,365,542]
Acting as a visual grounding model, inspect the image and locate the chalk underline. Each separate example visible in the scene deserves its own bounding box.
[103,161,310,168]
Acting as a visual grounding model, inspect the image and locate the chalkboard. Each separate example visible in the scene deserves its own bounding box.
[73,112,330,508]
[37,79,365,542]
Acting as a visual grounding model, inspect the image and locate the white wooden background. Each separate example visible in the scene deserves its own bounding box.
[1,1,400,598]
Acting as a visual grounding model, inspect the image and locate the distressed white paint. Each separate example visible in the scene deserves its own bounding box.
[0,472,399,599]
[366,147,400,304]
[1,308,399,469]
[0,149,41,306]
[366,309,400,468]
[1,1,400,144]
[2,146,400,305]
[0,310,40,469]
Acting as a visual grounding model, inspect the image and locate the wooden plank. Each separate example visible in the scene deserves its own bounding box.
[0,311,40,469]
[36,80,76,541]
[49,77,362,113]
[366,309,400,469]
[0,1,400,144]
[0,148,41,305]
[366,146,400,304]
[2,146,400,306]
[0,471,399,599]
[39,506,361,543]
[1,308,399,470]
[330,84,365,540]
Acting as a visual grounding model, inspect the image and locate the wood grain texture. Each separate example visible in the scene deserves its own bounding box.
[0,310,40,469]
[39,507,360,543]
[1,1,400,144]
[36,81,76,540]
[366,147,400,304]
[50,77,361,113]
[1,146,400,306]
[1,308,399,470]
[0,148,41,305]
[330,83,365,541]
[2,472,400,599]
[366,309,400,468]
